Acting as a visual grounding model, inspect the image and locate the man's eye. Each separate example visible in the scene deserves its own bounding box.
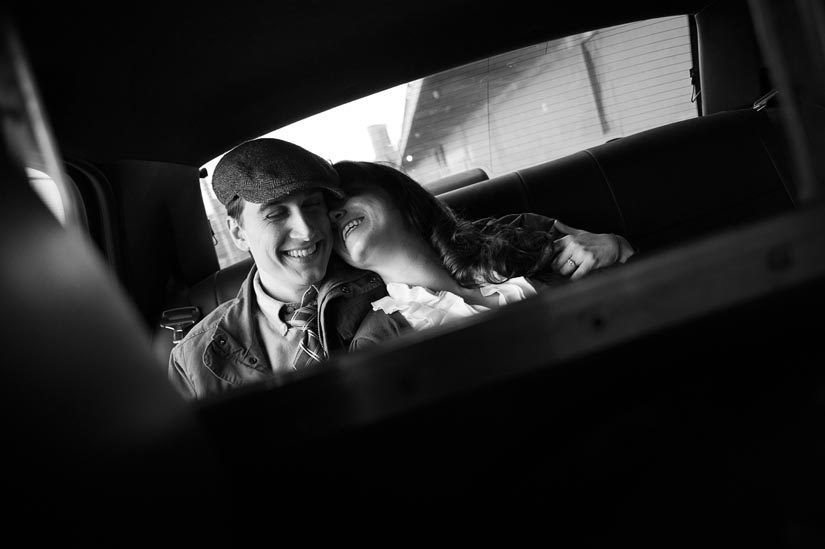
[265,210,287,220]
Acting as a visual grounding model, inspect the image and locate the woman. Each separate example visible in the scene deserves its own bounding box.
[328,160,635,347]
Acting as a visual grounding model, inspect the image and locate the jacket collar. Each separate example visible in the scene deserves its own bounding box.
[201,265,269,386]
[202,257,382,383]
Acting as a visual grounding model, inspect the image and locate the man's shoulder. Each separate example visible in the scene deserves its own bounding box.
[172,299,237,353]
[323,257,384,289]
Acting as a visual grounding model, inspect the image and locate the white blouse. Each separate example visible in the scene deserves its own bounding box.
[372,276,538,331]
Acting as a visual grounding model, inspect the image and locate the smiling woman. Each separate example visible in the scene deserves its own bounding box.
[327,158,635,348]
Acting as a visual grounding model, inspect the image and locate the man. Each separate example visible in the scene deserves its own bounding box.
[168,138,405,400]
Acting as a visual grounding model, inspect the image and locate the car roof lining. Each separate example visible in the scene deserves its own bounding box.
[9,0,710,167]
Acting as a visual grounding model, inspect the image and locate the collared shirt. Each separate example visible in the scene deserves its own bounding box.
[252,270,307,374]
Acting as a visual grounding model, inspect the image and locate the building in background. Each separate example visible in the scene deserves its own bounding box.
[398,16,698,184]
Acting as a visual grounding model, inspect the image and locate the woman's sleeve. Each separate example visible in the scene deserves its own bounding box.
[474,212,560,236]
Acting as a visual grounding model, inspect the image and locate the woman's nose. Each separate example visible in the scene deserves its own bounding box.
[328,208,345,222]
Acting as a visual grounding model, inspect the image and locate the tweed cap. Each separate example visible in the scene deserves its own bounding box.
[212,138,343,205]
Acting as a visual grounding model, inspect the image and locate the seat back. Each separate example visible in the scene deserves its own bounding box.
[0,59,223,542]
[442,107,796,253]
[188,256,255,315]
[425,167,489,194]
[154,256,253,364]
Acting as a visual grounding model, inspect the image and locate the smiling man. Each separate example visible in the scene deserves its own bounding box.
[168,138,406,400]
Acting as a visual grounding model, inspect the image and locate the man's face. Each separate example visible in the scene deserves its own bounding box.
[228,190,333,302]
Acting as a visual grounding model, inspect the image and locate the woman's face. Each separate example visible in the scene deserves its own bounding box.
[328,178,407,270]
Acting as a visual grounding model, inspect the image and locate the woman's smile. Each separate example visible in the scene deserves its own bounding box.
[342,216,364,242]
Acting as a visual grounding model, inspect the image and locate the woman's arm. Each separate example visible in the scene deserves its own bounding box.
[551,220,636,279]
[470,212,636,281]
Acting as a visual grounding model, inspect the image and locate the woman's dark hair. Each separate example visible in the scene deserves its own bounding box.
[333,160,557,288]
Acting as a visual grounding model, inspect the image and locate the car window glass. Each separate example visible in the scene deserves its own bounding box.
[203,14,696,269]
[27,168,66,224]
[1,18,84,232]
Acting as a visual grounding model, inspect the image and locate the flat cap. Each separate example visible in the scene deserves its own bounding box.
[212,138,343,205]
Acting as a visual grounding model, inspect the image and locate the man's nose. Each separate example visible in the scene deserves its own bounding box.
[288,211,314,239]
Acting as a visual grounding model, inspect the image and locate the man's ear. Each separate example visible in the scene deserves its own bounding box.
[227,217,250,252]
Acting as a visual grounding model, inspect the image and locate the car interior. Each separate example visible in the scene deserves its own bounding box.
[3,0,824,543]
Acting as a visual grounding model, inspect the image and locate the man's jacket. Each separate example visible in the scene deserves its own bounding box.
[168,258,407,400]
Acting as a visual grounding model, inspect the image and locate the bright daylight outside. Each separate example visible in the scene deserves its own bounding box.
[200,15,697,268]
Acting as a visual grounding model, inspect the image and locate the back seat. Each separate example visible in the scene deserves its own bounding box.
[156,106,796,360]
[440,107,796,253]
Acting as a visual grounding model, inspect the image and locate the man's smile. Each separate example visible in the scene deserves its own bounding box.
[282,241,321,259]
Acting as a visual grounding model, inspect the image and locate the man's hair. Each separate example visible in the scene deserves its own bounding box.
[333,160,557,287]
[225,195,244,224]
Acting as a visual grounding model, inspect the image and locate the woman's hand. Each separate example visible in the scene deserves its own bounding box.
[551,220,635,280]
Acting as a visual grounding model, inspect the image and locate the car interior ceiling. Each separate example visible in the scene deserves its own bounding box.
[3,0,825,542]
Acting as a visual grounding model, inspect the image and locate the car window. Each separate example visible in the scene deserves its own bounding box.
[0,20,85,232]
[27,168,67,224]
[202,14,697,269]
